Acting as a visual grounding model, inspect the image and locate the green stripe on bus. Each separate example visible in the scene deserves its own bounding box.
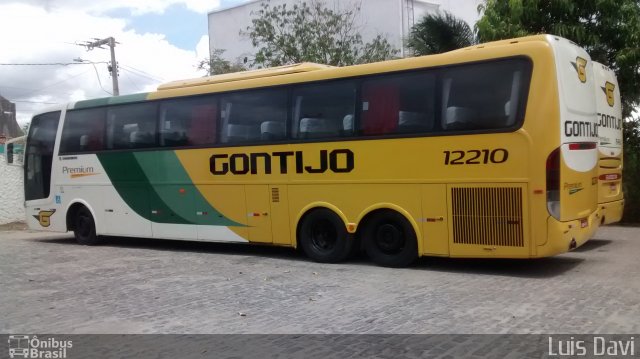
[134,151,244,227]
[74,93,150,109]
[97,151,192,224]
[97,151,243,227]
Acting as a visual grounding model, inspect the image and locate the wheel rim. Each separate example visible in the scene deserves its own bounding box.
[374,222,405,254]
[77,212,92,238]
[309,219,337,253]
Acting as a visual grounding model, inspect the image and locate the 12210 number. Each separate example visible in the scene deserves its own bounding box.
[443,148,509,165]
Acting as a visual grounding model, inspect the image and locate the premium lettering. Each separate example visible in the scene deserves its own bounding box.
[62,166,94,174]
[210,149,354,175]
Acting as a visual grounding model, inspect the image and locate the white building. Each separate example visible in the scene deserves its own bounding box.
[0,158,24,225]
[208,0,483,62]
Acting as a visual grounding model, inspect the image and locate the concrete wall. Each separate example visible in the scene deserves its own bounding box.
[0,155,24,225]
[208,0,483,63]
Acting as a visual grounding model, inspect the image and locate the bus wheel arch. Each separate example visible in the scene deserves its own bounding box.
[358,207,419,267]
[66,201,102,245]
[296,205,353,263]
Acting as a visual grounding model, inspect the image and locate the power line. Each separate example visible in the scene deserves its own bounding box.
[18,69,93,98]
[120,68,143,92]
[12,100,60,104]
[0,62,108,66]
[0,85,76,97]
[86,62,112,95]
[120,64,165,82]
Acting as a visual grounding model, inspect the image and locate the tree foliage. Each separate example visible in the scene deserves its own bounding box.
[623,117,640,222]
[476,0,640,120]
[197,49,248,76]
[406,11,476,56]
[243,0,398,67]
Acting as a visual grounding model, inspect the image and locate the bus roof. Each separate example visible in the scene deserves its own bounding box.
[158,62,335,91]
[70,34,561,109]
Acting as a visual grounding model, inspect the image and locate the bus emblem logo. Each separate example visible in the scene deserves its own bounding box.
[602,81,615,107]
[571,57,587,83]
[33,209,56,227]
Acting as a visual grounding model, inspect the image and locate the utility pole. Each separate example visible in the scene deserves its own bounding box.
[82,37,120,96]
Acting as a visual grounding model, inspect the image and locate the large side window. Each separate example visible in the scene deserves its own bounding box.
[159,96,218,147]
[359,72,436,136]
[220,89,287,144]
[59,108,106,153]
[106,103,158,150]
[441,58,531,131]
[292,81,356,139]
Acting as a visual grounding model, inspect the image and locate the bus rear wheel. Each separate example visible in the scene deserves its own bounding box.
[299,208,352,263]
[73,206,101,245]
[363,211,417,267]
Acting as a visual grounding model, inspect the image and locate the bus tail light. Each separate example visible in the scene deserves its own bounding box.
[546,147,561,220]
[599,173,621,181]
[568,142,596,150]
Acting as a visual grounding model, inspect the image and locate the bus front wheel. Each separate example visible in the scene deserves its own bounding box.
[299,208,353,263]
[73,206,101,245]
[363,211,418,267]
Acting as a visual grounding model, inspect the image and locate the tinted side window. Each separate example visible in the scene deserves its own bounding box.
[441,59,531,131]
[220,89,287,144]
[292,81,356,139]
[360,72,436,136]
[25,111,60,200]
[106,103,158,150]
[159,96,218,147]
[60,108,106,153]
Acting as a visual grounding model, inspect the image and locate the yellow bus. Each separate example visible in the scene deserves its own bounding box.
[16,34,602,267]
[593,62,624,224]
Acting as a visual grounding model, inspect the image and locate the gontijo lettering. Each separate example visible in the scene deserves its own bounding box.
[210,149,354,175]
[564,121,598,137]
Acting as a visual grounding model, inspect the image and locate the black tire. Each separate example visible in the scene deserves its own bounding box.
[299,208,353,263]
[73,206,101,245]
[363,211,418,267]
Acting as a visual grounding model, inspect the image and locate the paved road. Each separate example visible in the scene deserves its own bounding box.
[0,226,638,334]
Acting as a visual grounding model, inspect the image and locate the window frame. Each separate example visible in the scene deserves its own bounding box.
[57,55,533,155]
[158,94,221,148]
[59,107,107,154]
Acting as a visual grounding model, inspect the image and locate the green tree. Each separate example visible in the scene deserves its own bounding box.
[476,0,640,120]
[197,49,248,76]
[243,0,398,67]
[406,11,476,56]
[623,118,640,222]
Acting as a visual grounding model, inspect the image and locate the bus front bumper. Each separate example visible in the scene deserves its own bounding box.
[537,209,602,257]
[599,199,624,225]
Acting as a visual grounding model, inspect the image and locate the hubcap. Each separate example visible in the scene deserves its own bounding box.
[310,219,337,252]
[375,223,404,254]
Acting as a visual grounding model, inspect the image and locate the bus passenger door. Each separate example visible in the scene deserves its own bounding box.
[245,185,273,243]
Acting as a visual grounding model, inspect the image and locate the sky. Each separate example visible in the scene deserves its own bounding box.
[0,0,248,126]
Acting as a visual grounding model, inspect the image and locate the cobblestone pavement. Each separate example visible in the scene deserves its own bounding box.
[0,226,638,334]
